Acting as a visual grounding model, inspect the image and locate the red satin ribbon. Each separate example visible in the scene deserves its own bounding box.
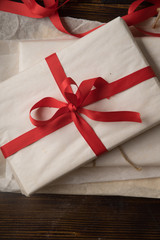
[125,0,160,37]
[0,0,159,37]
[51,0,160,37]
[0,0,102,38]
[0,53,155,158]
[0,0,57,18]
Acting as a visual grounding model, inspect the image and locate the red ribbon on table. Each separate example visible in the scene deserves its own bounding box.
[124,0,160,37]
[0,0,160,37]
[0,53,155,159]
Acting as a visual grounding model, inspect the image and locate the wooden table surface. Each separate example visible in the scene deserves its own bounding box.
[1,1,160,239]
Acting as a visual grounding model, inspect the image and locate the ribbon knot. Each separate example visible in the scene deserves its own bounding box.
[68,103,77,112]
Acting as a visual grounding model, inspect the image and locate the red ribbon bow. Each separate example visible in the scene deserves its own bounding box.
[0,53,155,158]
[29,76,141,156]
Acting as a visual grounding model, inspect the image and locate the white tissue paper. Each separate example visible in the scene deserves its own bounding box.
[1,18,160,195]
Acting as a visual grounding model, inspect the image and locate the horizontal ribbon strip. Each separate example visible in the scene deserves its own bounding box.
[0,53,155,158]
[0,0,160,37]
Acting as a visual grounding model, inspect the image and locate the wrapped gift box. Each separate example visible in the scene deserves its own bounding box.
[1,18,160,196]
[19,36,160,185]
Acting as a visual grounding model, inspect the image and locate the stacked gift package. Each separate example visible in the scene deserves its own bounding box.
[18,32,160,186]
[1,10,160,197]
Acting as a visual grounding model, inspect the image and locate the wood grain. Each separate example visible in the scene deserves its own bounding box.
[1,1,160,239]
[0,193,160,239]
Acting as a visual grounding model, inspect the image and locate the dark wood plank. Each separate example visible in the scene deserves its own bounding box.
[0,193,160,239]
[58,0,130,22]
[1,1,160,239]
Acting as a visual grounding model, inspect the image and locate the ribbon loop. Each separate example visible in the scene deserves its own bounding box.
[29,97,67,127]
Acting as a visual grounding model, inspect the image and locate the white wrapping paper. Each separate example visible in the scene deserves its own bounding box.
[1,17,160,195]
[0,40,18,179]
[0,40,19,81]
[19,39,76,71]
